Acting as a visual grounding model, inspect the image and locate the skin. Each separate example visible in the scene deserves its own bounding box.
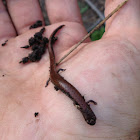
[0,0,140,139]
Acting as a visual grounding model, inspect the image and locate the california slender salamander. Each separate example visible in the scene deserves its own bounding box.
[47,25,97,125]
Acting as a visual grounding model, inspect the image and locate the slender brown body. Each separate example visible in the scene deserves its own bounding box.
[48,25,96,125]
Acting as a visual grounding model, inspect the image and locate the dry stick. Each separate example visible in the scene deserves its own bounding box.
[56,0,128,65]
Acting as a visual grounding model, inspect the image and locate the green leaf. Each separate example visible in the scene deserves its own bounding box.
[90,26,105,41]
[80,6,89,14]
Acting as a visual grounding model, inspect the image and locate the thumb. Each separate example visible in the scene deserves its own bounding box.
[104,0,140,40]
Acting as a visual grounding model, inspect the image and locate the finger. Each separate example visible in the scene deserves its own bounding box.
[45,0,83,25]
[0,1,16,43]
[104,0,140,37]
[6,0,44,35]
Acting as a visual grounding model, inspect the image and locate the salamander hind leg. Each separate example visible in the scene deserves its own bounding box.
[54,86,59,91]
[57,69,66,73]
[73,101,81,110]
[45,78,50,87]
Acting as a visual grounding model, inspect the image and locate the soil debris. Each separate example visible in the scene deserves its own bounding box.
[1,40,8,46]
[29,20,43,29]
[34,112,39,117]
[20,27,48,64]
[21,45,30,49]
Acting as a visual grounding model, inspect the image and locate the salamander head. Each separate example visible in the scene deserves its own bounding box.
[82,108,96,125]
[85,116,96,125]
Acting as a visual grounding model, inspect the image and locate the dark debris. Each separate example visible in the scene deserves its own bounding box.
[20,27,48,64]
[34,112,39,117]
[29,37,36,46]
[19,57,29,64]
[29,20,43,29]
[1,40,8,46]
[21,45,30,49]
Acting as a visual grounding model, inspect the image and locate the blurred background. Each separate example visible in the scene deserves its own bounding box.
[39,0,105,41]
[2,0,105,41]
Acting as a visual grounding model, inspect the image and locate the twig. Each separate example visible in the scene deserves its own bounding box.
[87,18,102,32]
[56,0,128,65]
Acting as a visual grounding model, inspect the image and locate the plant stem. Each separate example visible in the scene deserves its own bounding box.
[56,0,128,65]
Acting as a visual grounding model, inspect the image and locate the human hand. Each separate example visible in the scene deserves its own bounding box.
[0,0,140,140]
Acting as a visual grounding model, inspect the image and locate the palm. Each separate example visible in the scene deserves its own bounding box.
[0,0,140,140]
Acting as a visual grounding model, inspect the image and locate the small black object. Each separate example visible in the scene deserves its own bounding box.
[21,45,30,49]
[2,42,6,46]
[29,20,43,29]
[34,112,39,117]
[40,27,45,34]
[1,40,8,46]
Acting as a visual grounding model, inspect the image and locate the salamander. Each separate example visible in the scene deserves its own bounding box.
[47,25,97,125]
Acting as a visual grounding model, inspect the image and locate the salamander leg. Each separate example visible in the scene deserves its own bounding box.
[73,101,81,110]
[57,69,66,73]
[87,100,97,105]
[82,96,85,100]
[45,78,50,87]
[54,86,59,91]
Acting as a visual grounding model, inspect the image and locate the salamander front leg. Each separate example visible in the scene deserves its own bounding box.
[87,100,97,105]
